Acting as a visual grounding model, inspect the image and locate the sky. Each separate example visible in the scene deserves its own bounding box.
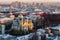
[0,0,59,3]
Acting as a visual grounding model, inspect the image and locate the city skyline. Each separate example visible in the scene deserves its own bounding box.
[0,0,59,3]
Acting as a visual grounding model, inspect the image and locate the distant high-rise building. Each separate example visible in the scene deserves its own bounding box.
[11,1,20,8]
[0,6,2,11]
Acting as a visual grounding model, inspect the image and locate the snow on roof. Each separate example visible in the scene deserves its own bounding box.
[17,33,34,40]
[47,26,60,30]
[53,12,60,14]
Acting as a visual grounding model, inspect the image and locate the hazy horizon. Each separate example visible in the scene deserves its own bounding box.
[0,0,60,3]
